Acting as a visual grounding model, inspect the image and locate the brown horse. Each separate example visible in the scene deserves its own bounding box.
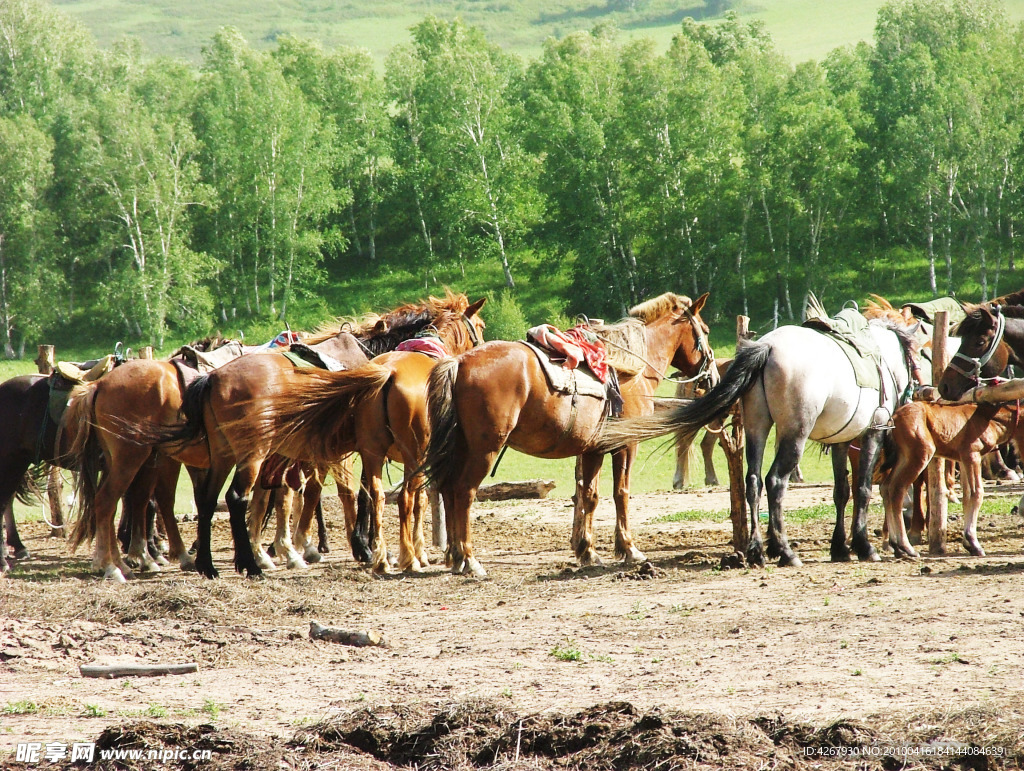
[879,399,1024,558]
[233,297,487,574]
[422,292,715,577]
[107,293,486,579]
[65,294,484,581]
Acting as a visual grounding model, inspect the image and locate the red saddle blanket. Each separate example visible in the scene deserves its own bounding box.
[526,324,609,383]
[395,337,449,359]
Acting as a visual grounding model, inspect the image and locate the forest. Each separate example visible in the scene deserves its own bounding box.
[1,0,1022,355]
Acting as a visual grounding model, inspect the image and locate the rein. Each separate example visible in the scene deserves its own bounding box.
[596,309,716,389]
[462,313,482,347]
[947,305,1006,388]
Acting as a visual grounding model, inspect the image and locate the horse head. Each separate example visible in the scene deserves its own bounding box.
[938,302,1011,399]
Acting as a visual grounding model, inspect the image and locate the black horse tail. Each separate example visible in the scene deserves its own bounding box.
[595,339,773,452]
[422,357,461,491]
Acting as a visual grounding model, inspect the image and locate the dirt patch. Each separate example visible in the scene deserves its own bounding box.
[3,483,1024,768]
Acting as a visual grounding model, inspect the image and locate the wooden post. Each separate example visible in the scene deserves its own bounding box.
[429,487,446,551]
[927,310,950,555]
[138,346,154,360]
[35,345,55,374]
[721,316,749,553]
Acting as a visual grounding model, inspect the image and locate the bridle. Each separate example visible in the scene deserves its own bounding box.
[462,313,482,347]
[668,308,717,388]
[947,305,1007,388]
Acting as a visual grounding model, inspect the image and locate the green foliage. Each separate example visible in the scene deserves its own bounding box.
[485,290,529,341]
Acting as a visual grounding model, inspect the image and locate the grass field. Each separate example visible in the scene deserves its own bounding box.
[53,0,1024,66]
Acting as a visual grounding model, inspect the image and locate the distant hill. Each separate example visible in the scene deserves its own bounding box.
[51,0,1024,64]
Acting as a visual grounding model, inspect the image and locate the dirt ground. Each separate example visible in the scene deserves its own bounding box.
[3,482,1024,769]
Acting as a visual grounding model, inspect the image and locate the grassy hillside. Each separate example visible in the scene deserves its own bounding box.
[54,0,1024,65]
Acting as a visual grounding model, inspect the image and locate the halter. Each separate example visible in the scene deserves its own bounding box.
[947,305,1006,388]
[597,307,716,388]
[462,313,482,347]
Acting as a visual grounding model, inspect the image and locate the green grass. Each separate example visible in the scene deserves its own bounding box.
[53,0,1024,68]
[549,638,584,662]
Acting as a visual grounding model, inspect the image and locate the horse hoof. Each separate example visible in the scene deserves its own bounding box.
[256,553,277,571]
[416,552,431,568]
[465,557,487,578]
[179,555,197,573]
[578,550,603,567]
[155,553,170,566]
[778,553,802,568]
[961,537,985,557]
[303,546,322,564]
[286,555,309,570]
[104,566,127,583]
[14,548,30,560]
[830,546,852,563]
[197,562,219,580]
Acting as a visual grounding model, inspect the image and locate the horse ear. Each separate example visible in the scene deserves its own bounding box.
[690,292,710,315]
[466,297,487,316]
[372,319,388,334]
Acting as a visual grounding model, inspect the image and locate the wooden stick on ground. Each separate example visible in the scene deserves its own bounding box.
[80,663,198,679]
[309,621,388,648]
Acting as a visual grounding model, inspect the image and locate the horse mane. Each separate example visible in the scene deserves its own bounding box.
[867,317,920,360]
[357,290,473,356]
[863,294,907,326]
[187,333,234,352]
[628,292,692,324]
[955,301,1024,335]
[302,313,382,346]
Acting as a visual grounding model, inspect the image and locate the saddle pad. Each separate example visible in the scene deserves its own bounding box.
[803,308,881,390]
[520,341,606,400]
[280,350,317,369]
[902,297,965,329]
[55,355,115,384]
[288,343,347,371]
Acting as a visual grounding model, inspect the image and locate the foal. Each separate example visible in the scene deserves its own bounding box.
[880,399,1024,558]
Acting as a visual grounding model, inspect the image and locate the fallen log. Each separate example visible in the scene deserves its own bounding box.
[80,662,197,679]
[385,478,556,504]
[309,621,387,648]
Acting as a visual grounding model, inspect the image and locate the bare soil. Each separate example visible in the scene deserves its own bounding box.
[3,483,1024,769]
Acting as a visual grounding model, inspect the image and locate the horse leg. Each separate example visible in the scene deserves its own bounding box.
[275,486,308,570]
[571,453,604,566]
[763,435,805,567]
[91,459,150,582]
[742,402,771,568]
[293,472,324,563]
[909,474,926,545]
[122,467,161,573]
[411,482,430,568]
[247,484,277,571]
[850,429,882,562]
[224,465,263,578]
[4,500,29,560]
[152,460,194,571]
[883,439,926,560]
[702,428,720,486]
[612,445,644,563]
[672,428,693,490]
[192,461,232,580]
[338,455,371,564]
[447,445,494,578]
[830,442,852,561]
[359,456,390,573]
[960,453,986,557]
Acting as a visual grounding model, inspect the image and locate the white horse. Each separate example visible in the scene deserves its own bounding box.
[599,320,920,567]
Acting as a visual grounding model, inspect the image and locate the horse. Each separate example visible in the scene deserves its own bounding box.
[878,399,1024,557]
[596,312,921,567]
[937,302,1024,401]
[421,292,716,577]
[70,293,486,581]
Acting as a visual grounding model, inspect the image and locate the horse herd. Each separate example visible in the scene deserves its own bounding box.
[1,288,1021,583]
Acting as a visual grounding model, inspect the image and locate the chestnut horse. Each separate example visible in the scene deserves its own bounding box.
[423,292,715,577]
[938,302,1024,401]
[879,399,1024,558]
[106,294,486,579]
[65,294,483,581]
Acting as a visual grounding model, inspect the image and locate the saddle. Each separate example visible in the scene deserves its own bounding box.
[170,340,246,390]
[520,341,624,418]
[284,343,347,372]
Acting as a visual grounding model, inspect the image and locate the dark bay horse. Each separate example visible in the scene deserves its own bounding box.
[597,316,921,568]
[68,293,486,580]
[938,303,1024,401]
[423,292,715,577]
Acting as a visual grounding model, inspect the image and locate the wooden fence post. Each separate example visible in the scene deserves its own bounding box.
[35,345,55,375]
[927,310,950,555]
[138,346,154,360]
[429,487,446,551]
[721,316,749,553]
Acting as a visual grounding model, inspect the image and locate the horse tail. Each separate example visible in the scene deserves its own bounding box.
[231,365,393,463]
[875,426,898,482]
[422,357,461,490]
[596,339,772,452]
[63,384,102,551]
